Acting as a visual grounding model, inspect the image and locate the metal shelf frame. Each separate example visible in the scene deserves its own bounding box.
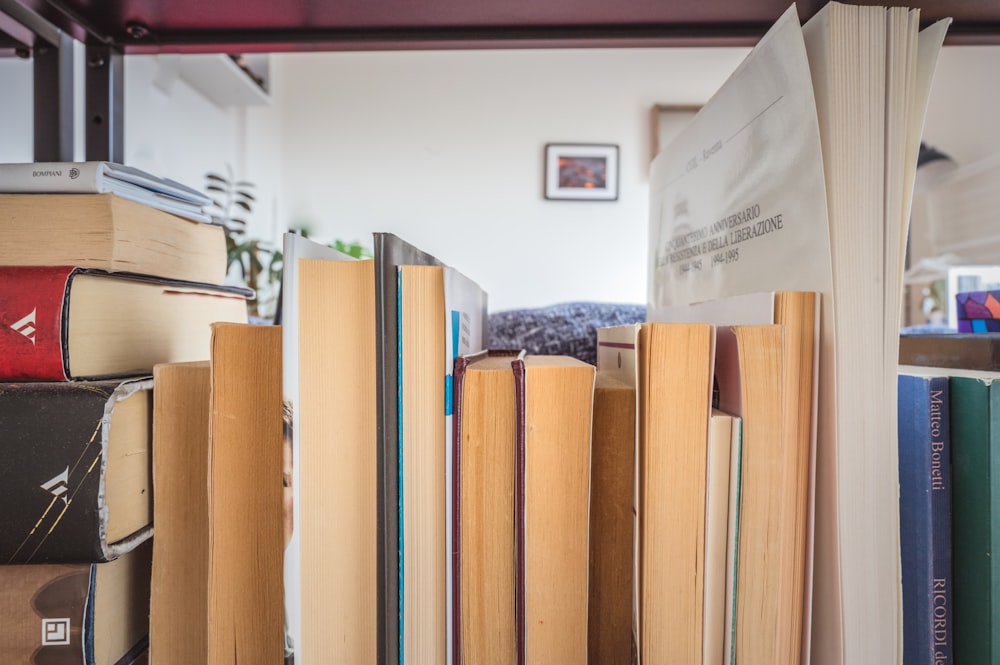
[3,0,1000,164]
[1,0,122,162]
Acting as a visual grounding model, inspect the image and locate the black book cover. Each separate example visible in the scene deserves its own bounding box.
[0,378,152,564]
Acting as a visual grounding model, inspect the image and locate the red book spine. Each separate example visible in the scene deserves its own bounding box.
[0,266,73,380]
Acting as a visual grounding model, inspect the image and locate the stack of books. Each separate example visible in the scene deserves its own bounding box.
[0,161,248,663]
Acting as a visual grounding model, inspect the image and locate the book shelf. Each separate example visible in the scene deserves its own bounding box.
[1,0,999,163]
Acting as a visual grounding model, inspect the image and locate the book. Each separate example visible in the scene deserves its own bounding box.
[280,233,377,665]
[512,354,595,665]
[452,350,521,665]
[0,266,249,381]
[899,332,1000,371]
[653,291,817,665]
[398,263,446,665]
[940,368,1000,665]
[150,323,284,665]
[715,324,802,665]
[442,266,489,665]
[896,368,953,665]
[398,263,487,665]
[596,322,715,665]
[721,411,744,665]
[0,538,152,665]
[0,161,212,223]
[0,376,153,564]
[895,354,999,664]
[588,371,636,665]
[149,361,210,665]
[0,193,227,285]
[372,232,443,665]
[646,4,949,663]
[705,408,740,665]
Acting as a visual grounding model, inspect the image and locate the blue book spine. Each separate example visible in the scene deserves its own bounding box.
[898,372,953,665]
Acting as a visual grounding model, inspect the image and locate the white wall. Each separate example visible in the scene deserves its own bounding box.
[4,44,1000,311]
[922,46,1000,167]
[124,56,242,212]
[273,45,1000,312]
[273,48,750,311]
[124,55,283,245]
[0,57,33,163]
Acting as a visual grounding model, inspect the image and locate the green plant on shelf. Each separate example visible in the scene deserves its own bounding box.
[330,238,372,259]
[291,224,373,260]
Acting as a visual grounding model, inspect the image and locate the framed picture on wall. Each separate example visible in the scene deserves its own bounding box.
[544,143,619,201]
[650,104,701,162]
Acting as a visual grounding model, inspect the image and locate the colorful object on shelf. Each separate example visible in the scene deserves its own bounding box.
[955,290,1000,332]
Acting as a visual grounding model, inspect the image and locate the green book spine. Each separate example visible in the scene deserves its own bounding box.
[949,375,1000,665]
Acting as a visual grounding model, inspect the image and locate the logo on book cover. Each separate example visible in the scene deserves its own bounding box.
[40,467,69,503]
[41,618,71,646]
[9,308,36,344]
[68,167,80,179]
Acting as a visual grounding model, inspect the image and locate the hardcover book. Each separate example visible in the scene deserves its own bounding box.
[0,377,153,564]
[895,357,998,664]
[899,333,1000,371]
[942,368,1000,665]
[896,368,953,665]
[0,539,152,665]
[0,193,227,285]
[452,350,522,665]
[0,266,249,381]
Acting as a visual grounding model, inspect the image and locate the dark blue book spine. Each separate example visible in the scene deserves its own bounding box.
[898,372,953,665]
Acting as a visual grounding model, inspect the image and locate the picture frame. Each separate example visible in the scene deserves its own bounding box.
[650,104,701,162]
[544,143,619,201]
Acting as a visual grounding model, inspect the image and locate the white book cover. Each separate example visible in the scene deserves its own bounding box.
[280,232,351,664]
[0,161,212,222]
[442,265,487,665]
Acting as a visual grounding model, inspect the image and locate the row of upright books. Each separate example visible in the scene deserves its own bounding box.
[279,231,818,665]
[897,333,1000,665]
[0,161,250,664]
